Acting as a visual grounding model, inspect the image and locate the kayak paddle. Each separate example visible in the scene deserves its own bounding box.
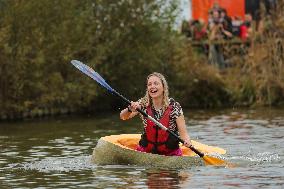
[70,60,230,166]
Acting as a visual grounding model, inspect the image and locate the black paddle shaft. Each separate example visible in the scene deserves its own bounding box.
[112,90,148,117]
[112,90,205,158]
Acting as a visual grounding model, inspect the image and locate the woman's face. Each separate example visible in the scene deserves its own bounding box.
[147,75,164,99]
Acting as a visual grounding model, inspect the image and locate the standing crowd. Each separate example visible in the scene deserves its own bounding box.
[180,2,278,69]
[182,3,254,42]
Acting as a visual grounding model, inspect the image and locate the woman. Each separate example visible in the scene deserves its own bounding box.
[120,72,192,156]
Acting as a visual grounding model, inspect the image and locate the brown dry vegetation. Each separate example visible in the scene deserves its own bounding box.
[178,1,284,108]
[221,2,284,106]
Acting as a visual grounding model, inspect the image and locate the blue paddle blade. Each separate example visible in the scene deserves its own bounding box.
[71,60,114,92]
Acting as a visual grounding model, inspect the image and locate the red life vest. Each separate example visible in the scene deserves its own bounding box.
[141,105,179,155]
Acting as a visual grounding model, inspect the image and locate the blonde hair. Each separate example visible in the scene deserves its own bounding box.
[140,72,169,111]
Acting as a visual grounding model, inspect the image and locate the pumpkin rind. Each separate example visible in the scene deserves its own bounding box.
[92,134,226,168]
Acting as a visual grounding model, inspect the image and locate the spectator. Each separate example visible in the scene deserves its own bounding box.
[240,14,253,41]
[207,7,232,69]
[220,9,233,39]
[208,10,222,40]
[232,16,243,36]
[209,2,222,15]
[191,19,207,40]
[221,23,233,39]
[208,9,221,30]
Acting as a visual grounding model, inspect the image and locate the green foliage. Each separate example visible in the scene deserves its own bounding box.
[91,0,182,109]
[3,0,282,119]
[0,0,188,117]
[0,0,100,116]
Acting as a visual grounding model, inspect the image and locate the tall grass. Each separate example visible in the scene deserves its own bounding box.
[224,2,284,106]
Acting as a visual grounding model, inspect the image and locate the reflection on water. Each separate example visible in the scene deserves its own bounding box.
[0,108,284,188]
[145,170,192,189]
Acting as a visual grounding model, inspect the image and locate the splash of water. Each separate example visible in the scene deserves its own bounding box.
[17,155,96,172]
[228,152,280,164]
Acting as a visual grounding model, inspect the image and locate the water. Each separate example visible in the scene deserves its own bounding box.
[0,108,283,188]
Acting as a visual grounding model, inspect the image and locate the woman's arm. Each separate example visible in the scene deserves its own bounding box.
[119,101,140,120]
[176,115,192,147]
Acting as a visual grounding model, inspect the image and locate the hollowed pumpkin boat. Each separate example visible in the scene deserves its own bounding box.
[92,134,226,168]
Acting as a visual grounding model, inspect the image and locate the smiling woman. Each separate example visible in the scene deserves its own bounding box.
[119,72,192,156]
[71,61,228,165]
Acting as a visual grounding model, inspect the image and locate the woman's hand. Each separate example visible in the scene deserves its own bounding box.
[128,101,141,112]
[120,101,140,120]
[176,115,193,148]
[183,139,193,148]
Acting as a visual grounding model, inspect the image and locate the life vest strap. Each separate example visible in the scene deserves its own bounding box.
[147,140,166,146]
